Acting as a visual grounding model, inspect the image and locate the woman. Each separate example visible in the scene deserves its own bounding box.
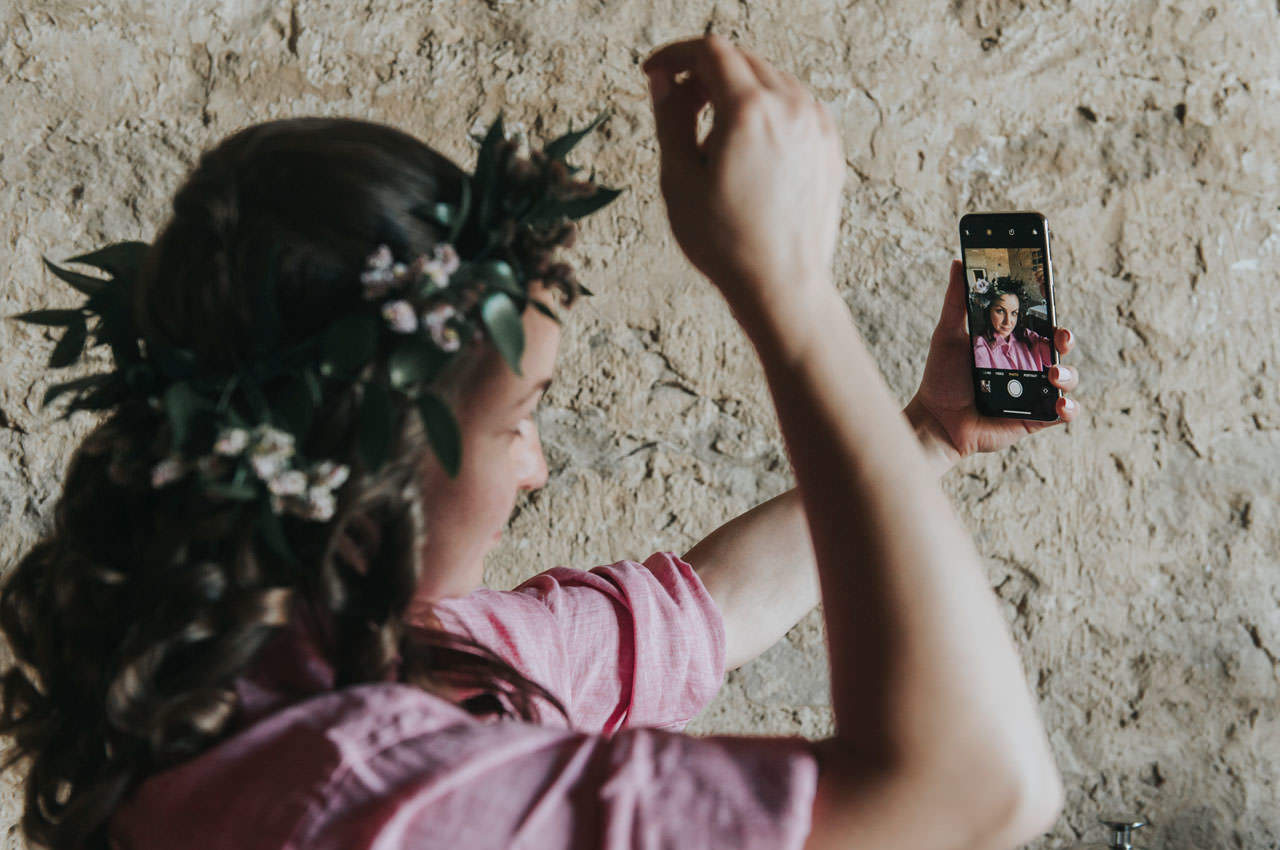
[972,281,1054,370]
[1,33,1083,850]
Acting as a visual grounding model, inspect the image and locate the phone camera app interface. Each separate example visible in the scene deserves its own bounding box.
[963,244,1055,418]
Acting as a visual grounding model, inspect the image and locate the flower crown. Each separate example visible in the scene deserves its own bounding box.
[971,275,1040,312]
[9,110,624,566]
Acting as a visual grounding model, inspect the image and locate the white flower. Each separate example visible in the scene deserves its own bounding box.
[213,427,250,456]
[381,299,419,333]
[247,425,296,480]
[250,453,288,481]
[422,302,461,352]
[435,244,460,275]
[973,277,990,294]
[150,456,188,488]
[266,469,308,497]
[424,260,452,288]
[365,244,393,271]
[252,424,295,454]
[437,241,463,272]
[309,460,350,491]
[298,487,336,522]
[411,243,462,289]
[361,245,401,298]
[360,267,398,300]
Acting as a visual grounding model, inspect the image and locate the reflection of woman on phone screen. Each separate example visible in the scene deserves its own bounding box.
[972,281,1052,370]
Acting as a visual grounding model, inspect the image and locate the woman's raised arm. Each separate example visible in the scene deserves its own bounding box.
[642,32,1064,849]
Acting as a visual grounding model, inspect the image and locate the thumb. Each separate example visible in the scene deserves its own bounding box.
[936,259,969,338]
[646,69,709,182]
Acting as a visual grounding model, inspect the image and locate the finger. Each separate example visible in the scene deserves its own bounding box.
[934,258,968,338]
[1055,395,1080,423]
[733,41,788,92]
[1053,325,1074,355]
[648,64,713,171]
[1048,363,1079,393]
[642,33,761,113]
[738,46,832,133]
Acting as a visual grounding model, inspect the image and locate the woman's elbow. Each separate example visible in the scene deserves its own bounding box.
[992,761,1066,847]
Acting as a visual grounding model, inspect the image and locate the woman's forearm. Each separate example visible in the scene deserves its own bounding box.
[689,405,957,673]
[730,278,1061,826]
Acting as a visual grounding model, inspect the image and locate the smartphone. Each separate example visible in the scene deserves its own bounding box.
[958,210,1060,421]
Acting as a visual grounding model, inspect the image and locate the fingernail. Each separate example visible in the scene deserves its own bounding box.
[647,70,671,104]
[1064,397,1077,413]
[1055,365,1070,381]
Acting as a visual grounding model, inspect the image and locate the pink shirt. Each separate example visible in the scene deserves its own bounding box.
[108,551,819,849]
[972,328,1052,371]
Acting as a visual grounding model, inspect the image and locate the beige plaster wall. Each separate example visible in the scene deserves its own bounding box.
[1,1,1277,848]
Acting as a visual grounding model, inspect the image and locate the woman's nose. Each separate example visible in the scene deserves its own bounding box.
[519,438,549,491]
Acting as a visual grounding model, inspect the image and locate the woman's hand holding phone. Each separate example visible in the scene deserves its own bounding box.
[642,34,1082,464]
[905,259,1083,465]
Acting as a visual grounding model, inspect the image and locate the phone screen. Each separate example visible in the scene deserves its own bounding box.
[959,211,1060,421]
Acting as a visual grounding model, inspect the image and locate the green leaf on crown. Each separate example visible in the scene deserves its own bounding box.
[388,335,447,392]
[241,379,271,422]
[453,178,473,244]
[270,374,316,438]
[415,177,473,245]
[544,108,612,163]
[357,381,392,474]
[63,241,150,284]
[320,315,378,378]
[150,343,199,380]
[302,368,322,406]
[205,480,259,501]
[479,291,524,377]
[421,177,473,243]
[165,381,214,452]
[10,308,84,327]
[559,185,626,221]
[255,496,297,566]
[425,202,458,230]
[522,184,627,227]
[65,378,126,418]
[41,256,107,298]
[416,391,461,478]
[472,111,507,233]
[527,299,561,325]
[473,259,523,298]
[48,315,88,368]
[42,374,111,407]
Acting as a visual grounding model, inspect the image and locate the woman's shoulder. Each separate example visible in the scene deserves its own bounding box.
[228,682,480,764]
[110,682,482,850]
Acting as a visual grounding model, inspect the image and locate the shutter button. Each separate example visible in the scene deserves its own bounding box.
[1006,378,1023,398]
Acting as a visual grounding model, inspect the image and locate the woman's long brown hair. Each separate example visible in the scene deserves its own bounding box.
[0,117,590,850]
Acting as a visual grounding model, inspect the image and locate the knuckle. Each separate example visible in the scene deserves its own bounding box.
[733,88,771,118]
[703,32,732,55]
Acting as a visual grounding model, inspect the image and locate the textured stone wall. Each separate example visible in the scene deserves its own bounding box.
[2,1,1277,848]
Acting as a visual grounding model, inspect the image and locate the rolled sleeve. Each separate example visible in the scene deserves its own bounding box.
[426,552,728,734]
